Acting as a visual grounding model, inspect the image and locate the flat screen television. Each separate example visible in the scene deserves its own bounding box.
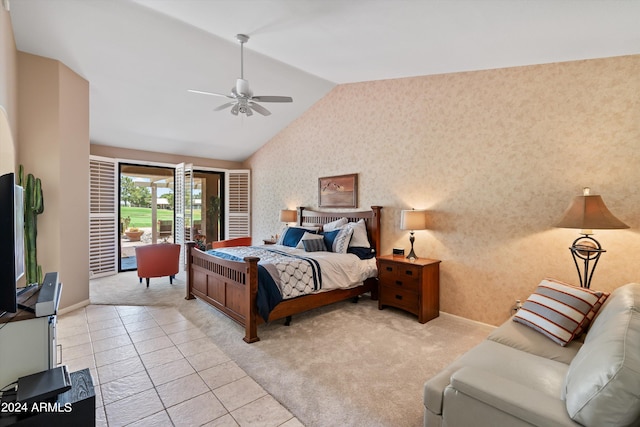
[0,172,25,314]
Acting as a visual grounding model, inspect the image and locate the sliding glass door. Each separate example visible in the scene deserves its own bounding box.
[118,164,175,272]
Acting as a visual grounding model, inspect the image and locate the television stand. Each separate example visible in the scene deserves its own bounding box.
[15,304,34,314]
[0,284,59,391]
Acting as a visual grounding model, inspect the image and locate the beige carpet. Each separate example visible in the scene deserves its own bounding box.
[90,271,493,427]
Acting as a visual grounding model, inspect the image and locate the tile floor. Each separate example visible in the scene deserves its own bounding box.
[58,304,303,427]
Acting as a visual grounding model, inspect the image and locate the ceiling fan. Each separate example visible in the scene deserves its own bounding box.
[188,34,293,117]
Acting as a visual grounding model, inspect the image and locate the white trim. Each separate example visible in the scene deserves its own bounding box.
[438,311,497,329]
[58,299,90,315]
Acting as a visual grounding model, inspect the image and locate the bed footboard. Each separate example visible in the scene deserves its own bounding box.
[185,242,261,342]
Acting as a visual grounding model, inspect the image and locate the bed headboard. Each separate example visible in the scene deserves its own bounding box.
[297,206,382,255]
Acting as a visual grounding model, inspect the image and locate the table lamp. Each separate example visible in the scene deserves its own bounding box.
[400,209,427,260]
[280,209,297,225]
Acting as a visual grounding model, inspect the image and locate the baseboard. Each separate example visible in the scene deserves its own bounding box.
[58,299,90,315]
[439,311,496,329]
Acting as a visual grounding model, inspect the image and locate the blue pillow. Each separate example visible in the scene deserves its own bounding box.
[323,228,353,253]
[282,227,312,247]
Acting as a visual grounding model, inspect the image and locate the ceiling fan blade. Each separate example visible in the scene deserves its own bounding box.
[249,102,271,116]
[251,95,293,103]
[214,102,235,112]
[230,104,240,116]
[188,89,232,98]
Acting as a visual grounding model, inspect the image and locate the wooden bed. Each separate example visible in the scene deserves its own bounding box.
[185,206,382,343]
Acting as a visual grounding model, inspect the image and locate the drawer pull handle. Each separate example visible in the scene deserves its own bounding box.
[395,295,403,300]
[405,270,413,276]
[395,280,403,286]
[386,266,393,272]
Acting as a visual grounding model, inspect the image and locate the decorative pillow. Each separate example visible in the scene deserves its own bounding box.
[323,227,353,254]
[513,278,605,346]
[323,217,348,232]
[303,238,327,252]
[295,231,324,249]
[277,227,316,247]
[575,291,610,336]
[343,219,370,248]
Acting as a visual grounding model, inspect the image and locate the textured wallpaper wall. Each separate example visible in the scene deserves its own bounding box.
[246,55,640,326]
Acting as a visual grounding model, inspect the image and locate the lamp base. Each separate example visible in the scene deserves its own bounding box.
[569,235,605,288]
[406,232,418,260]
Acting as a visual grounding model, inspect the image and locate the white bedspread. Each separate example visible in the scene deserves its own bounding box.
[213,244,377,294]
[266,244,378,291]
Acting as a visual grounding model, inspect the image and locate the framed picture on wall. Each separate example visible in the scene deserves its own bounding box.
[318,173,358,208]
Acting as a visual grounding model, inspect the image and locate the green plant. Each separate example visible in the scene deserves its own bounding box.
[121,215,131,232]
[18,165,44,285]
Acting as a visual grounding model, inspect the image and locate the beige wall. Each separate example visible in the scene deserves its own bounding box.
[0,5,17,173]
[247,55,640,326]
[18,52,90,309]
[90,144,243,170]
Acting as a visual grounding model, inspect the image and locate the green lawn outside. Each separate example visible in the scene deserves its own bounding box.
[120,207,201,228]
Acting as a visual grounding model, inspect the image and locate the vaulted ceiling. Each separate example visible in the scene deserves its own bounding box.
[9,0,640,161]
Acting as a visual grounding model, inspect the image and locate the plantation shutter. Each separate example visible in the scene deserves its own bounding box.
[89,156,117,277]
[175,163,193,268]
[225,170,250,238]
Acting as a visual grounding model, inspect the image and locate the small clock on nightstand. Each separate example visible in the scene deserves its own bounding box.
[377,254,441,323]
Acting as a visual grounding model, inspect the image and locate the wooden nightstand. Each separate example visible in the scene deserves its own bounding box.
[377,254,441,323]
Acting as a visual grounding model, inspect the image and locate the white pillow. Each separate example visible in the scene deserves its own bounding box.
[323,217,348,232]
[343,219,370,248]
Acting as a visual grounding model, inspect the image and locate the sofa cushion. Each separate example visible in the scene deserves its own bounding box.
[424,340,569,416]
[563,283,640,427]
[488,318,582,365]
[513,279,604,346]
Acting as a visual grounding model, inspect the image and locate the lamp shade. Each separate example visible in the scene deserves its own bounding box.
[400,209,427,231]
[555,188,629,233]
[279,209,297,223]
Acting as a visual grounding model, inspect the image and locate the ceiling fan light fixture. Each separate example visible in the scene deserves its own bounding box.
[235,78,251,97]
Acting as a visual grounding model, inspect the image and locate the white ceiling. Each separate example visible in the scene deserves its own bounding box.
[9,0,640,162]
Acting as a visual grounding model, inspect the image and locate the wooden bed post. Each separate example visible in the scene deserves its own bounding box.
[185,241,195,300]
[297,206,305,226]
[243,256,261,343]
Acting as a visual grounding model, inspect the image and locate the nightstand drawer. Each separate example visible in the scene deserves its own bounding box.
[379,270,420,292]
[379,285,419,313]
[379,263,422,292]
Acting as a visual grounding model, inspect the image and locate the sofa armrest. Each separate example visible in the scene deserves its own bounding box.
[449,367,576,427]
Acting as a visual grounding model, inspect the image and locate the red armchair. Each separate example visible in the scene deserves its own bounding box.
[135,243,180,287]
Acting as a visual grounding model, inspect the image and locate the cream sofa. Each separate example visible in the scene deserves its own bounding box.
[423,282,640,427]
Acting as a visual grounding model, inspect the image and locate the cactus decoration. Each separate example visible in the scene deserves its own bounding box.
[18,165,45,285]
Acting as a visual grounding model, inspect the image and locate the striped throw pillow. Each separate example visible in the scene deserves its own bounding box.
[513,279,605,346]
[575,291,610,336]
